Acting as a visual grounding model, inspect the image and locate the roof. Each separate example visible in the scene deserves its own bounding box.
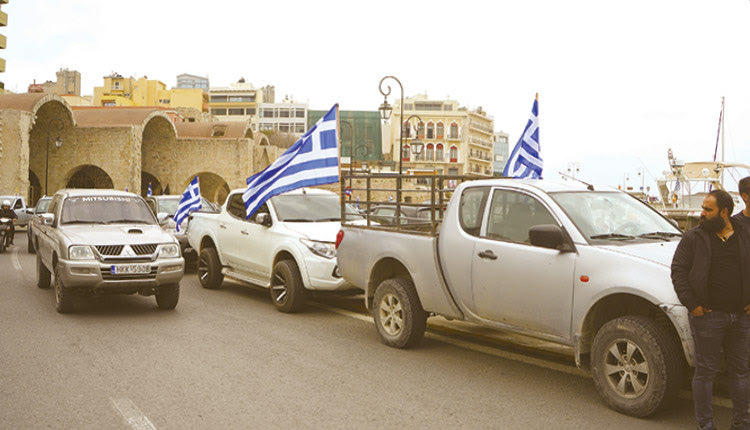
[71,106,172,128]
[461,178,620,193]
[175,121,252,139]
[56,189,140,198]
[0,92,48,111]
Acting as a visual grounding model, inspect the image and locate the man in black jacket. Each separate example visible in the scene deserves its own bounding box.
[672,189,750,430]
[0,200,17,245]
[733,176,750,229]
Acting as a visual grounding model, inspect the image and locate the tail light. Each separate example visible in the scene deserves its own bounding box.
[335,229,344,249]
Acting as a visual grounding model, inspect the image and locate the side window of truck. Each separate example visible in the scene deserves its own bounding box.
[249,204,270,225]
[485,190,557,244]
[226,194,247,220]
[14,199,23,210]
[459,187,489,236]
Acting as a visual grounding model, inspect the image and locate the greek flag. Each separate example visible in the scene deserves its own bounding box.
[503,97,542,179]
[147,183,152,197]
[174,176,201,232]
[243,104,339,218]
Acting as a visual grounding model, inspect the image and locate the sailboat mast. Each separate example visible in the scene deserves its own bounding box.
[721,97,725,185]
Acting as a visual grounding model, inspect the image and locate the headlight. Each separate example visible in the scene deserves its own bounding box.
[158,243,180,258]
[69,245,95,260]
[300,239,336,259]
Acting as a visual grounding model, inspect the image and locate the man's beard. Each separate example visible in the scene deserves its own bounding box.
[700,215,726,233]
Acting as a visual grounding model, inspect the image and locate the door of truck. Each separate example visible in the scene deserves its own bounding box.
[219,193,249,269]
[470,188,576,340]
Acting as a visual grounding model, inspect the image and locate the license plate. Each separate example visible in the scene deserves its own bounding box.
[110,264,151,275]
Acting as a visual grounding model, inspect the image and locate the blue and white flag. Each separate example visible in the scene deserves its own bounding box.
[174,176,202,232]
[503,96,542,179]
[243,104,339,218]
[147,183,152,197]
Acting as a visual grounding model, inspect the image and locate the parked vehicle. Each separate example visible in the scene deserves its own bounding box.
[35,189,184,313]
[0,217,12,252]
[186,188,364,312]
[26,196,52,253]
[367,205,433,226]
[337,175,691,417]
[0,195,31,227]
[145,195,218,257]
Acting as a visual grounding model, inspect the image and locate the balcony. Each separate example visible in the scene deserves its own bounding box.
[469,122,493,135]
[469,137,493,148]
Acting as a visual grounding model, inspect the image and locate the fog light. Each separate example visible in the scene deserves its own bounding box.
[161,265,182,273]
[70,267,91,275]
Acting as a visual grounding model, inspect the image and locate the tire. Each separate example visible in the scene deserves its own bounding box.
[54,264,74,314]
[28,232,35,254]
[155,283,180,310]
[270,259,306,313]
[372,278,427,348]
[198,247,223,289]
[37,253,51,289]
[591,315,684,417]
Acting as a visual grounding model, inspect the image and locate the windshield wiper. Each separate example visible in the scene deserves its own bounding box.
[281,218,313,222]
[62,220,106,225]
[590,233,635,240]
[106,219,151,224]
[638,231,682,240]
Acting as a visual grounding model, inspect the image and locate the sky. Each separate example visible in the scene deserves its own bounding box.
[3,0,749,193]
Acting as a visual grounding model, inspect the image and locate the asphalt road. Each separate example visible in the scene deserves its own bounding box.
[0,233,734,429]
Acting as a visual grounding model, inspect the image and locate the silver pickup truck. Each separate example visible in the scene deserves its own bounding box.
[35,189,184,313]
[337,177,691,417]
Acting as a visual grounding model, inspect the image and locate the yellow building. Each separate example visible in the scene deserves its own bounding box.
[0,0,8,93]
[93,73,204,111]
[386,94,495,177]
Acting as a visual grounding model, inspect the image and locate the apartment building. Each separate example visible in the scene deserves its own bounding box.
[493,131,510,176]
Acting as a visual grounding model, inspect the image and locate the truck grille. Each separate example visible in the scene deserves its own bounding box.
[96,245,124,256]
[131,244,158,255]
[101,267,158,280]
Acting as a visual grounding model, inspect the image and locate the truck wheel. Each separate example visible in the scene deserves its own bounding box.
[198,247,223,289]
[270,259,306,313]
[54,265,74,314]
[155,283,180,310]
[28,233,35,254]
[591,315,683,417]
[373,278,427,348]
[37,254,51,289]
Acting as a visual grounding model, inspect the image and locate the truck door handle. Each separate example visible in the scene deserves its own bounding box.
[240,230,249,235]
[219,224,227,230]
[478,250,498,260]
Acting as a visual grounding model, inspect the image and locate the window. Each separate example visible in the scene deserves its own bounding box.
[279,124,290,133]
[415,102,443,111]
[414,150,424,161]
[113,81,120,90]
[245,108,256,115]
[228,108,244,115]
[402,145,410,161]
[13,199,23,210]
[210,95,228,103]
[295,124,305,133]
[448,168,459,176]
[495,154,504,162]
[228,95,254,103]
[402,122,411,138]
[485,190,557,244]
[249,204,270,224]
[426,122,434,139]
[458,187,489,236]
[436,122,444,139]
[211,108,227,115]
[279,109,290,118]
[417,121,425,139]
[426,144,434,161]
[450,123,459,139]
[262,109,274,118]
[295,109,305,118]
[226,194,246,219]
[450,146,458,162]
[436,144,444,161]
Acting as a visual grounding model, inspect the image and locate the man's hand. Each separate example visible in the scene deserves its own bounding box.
[692,305,711,317]
[745,304,750,315]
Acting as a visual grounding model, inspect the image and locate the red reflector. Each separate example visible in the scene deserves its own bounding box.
[335,230,344,249]
[580,275,589,283]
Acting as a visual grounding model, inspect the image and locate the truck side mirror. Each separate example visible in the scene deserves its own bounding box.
[41,213,55,226]
[157,212,170,224]
[256,213,272,227]
[529,224,574,252]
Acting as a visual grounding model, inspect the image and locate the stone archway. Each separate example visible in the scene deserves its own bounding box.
[188,172,230,205]
[141,113,178,195]
[26,97,76,196]
[141,171,163,196]
[65,165,114,189]
[28,170,41,205]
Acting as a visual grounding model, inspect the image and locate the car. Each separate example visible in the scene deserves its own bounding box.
[26,196,52,253]
[145,195,218,258]
[367,204,437,227]
[35,189,185,313]
[0,195,31,227]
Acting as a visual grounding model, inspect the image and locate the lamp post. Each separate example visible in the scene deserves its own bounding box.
[45,118,64,196]
[341,120,354,201]
[402,114,424,163]
[566,162,581,180]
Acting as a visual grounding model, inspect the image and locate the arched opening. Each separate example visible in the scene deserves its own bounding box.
[28,170,42,205]
[260,149,270,169]
[141,114,178,194]
[66,165,114,189]
[187,172,230,205]
[141,171,163,196]
[27,100,75,196]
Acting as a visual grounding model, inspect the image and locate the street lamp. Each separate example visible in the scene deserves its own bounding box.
[566,162,581,180]
[403,115,424,162]
[45,118,64,196]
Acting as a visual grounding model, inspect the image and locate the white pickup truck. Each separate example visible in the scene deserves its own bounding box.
[186,188,362,312]
[337,176,691,417]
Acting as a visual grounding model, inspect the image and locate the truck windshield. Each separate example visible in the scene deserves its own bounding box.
[61,196,156,225]
[272,194,364,222]
[550,192,681,241]
[156,197,214,216]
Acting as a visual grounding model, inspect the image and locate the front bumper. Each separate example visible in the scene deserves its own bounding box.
[57,257,184,294]
[303,255,353,291]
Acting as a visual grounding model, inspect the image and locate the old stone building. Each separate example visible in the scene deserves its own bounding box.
[0,92,278,205]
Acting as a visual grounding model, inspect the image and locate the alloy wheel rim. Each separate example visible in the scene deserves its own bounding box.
[271,273,287,304]
[198,255,209,283]
[603,338,650,398]
[379,293,403,336]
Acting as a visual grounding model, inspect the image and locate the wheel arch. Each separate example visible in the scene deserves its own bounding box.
[366,257,412,307]
[576,293,686,369]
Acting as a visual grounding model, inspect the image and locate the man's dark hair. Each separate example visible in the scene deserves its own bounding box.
[739,176,750,198]
[708,189,734,216]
